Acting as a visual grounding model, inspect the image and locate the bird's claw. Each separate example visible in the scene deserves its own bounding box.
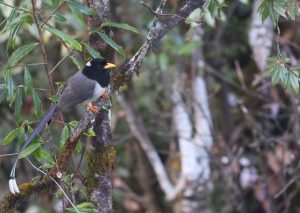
[88,104,98,113]
[100,92,110,100]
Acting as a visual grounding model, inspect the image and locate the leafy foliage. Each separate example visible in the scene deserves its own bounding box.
[258,0,300,26]
[266,56,299,91]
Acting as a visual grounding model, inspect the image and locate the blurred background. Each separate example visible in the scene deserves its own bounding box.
[1,0,300,212]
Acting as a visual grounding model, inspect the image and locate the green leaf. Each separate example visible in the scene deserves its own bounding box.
[258,0,286,26]
[66,202,98,213]
[75,202,95,209]
[41,0,54,6]
[32,89,41,118]
[75,142,82,153]
[2,127,21,145]
[1,9,17,34]
[286,0,300,20]
[82,43,101,58]
[45,27,82,51]
[20,13,34,25]
[101,20,139,34]
[60,125,69,149]
[66,208,98,213]
[19,143,41,159]
[24,67,33,96]
[6,43,39,68]
[49,94,60,102]
[69,56,84,70]
[287,69,299,92]
[33,147,42,161]
[96,32,125,57]
[14,88,23,123]
[4,69,15,105]
[40,149,55,164]
[68,120,79,130]
[7,22,23,53]
[84,128,96,137]
[67,0,95,15]
[53,14,68,23]
[68,2,84,24]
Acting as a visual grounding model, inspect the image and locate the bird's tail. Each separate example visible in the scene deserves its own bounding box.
[9,104,57,194]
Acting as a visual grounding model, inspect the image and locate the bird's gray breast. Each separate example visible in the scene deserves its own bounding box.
[56,71,97,112]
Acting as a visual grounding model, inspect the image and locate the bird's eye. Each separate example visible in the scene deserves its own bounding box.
[86,61,92,67]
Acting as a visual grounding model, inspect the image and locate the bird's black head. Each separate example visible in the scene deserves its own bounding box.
[82,58,116,87]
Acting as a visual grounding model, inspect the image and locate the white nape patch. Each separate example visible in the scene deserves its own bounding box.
[93,83,106,99]
[86,61,92,67]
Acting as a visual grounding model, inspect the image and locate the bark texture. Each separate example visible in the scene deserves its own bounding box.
[86,1,115,212]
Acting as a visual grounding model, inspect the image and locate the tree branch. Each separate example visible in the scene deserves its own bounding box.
[117,94,176,200]
[31,0,55,94]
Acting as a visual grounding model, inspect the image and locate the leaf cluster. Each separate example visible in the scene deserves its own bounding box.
[258,0,300,26]
[266,56,299,92]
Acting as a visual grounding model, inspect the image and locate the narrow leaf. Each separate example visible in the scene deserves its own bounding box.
[68,3,84,24]
[60,125,69,149]
[2,127,21,145]
[45,27,82,51]
[14,88,23,123]
[7,22,23,53]
[4,70,15,105]
[41,0,54,6]
[33,147,42,161]
[40,149,55,164]
[82,43,101,58]
[101,21,139,34]
[96,32,125,57]
[6,43,39,68]
[69,56,84,70]
[24,67,33,96]
[32,89,41,118]
[18,143,40,159]
[67,0,95,15]
[1,9,17,34]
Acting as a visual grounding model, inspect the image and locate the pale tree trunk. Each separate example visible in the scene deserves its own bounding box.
[248,0,273,72]
[172,26,213,213]
[245,1,274,212]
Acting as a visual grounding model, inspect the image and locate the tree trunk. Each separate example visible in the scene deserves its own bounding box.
[86,1,115,212]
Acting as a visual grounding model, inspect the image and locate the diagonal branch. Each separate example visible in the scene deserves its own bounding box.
[117,94,176,200]
[31,0,55,94]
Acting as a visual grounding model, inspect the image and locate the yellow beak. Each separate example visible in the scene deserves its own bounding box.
[104,63,116,69]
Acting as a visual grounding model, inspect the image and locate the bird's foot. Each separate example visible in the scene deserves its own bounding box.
[87,104,98,113]
[100,92,110,100]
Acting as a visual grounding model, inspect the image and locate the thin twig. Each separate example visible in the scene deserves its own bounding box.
[26,158,80,213]
[0,62,46,72]
[274,175,300,199]
[0,153,18,157]
[31,0,55,94]
[40,0,66,28]
[140,1,186,20]
[0,2,32,13]
[117,94,176,200]
[49,34,89,75]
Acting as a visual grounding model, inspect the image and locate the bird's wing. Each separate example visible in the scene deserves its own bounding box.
[57,71,96,111]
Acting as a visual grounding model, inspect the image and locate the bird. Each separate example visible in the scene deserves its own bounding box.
[8,58,116,194]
